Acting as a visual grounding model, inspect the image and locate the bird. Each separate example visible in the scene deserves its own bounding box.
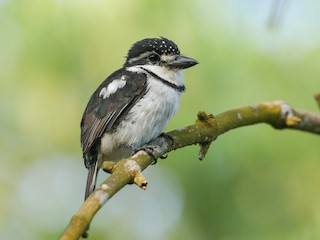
[80,37,198,200]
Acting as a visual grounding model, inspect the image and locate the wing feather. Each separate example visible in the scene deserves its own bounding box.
[80,69,147,160]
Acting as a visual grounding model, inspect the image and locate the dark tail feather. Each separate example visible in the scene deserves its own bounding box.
[85,161,99,200]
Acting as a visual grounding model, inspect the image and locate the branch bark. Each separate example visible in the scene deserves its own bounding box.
[61,101,320,239]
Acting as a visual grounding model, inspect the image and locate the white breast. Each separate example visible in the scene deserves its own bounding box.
[115,66,183,147]
[100,66,184,158]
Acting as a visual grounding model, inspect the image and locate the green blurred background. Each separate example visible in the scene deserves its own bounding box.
[1,1,319,239]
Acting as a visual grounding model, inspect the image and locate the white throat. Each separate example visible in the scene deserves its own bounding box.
[126,65,184,87]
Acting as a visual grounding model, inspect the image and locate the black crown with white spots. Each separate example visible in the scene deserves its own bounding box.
[125,37,180,64]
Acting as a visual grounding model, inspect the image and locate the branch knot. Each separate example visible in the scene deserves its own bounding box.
[196,111,217,160]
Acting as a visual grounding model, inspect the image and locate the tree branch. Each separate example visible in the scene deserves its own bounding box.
[61,101,320,239]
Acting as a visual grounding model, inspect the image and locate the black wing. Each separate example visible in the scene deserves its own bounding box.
[80,68,147,163]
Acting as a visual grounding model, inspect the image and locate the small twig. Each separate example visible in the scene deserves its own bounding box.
[196,112,217,160]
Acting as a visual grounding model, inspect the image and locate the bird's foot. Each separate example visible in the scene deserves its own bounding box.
[133,133,174,165]
[134,146,158,165]
[159,132,175,146]
[158,132,174,159]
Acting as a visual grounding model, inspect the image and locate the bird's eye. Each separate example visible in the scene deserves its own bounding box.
[148,54,160,63]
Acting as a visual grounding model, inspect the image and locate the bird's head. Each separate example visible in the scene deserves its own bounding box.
[124,37,198,70]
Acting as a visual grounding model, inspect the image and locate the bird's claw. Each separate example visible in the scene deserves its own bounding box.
[134,133,174,164]
[160,154,168,159]
[135,146,158,164]
[159,132,175,146]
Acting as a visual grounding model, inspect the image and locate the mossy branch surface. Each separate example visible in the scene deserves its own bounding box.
[61,101,320,239]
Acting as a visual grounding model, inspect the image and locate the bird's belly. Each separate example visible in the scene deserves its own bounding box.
[114,81,181,148]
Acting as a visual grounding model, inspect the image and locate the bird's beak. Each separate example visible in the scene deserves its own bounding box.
[167,55,199,69]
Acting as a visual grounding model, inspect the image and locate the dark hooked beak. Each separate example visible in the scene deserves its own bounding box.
[167,55,199,69]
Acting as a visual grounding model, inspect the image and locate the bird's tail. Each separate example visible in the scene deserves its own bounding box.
[85,160,99,200]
